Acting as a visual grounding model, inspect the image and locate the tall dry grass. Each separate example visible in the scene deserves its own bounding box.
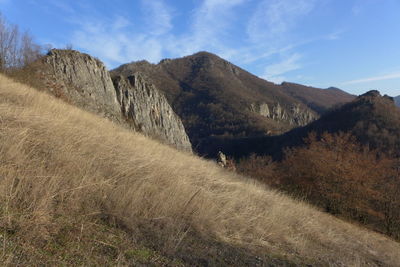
[0,74,399,266]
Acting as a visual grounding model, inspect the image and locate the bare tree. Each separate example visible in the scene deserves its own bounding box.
[20,32,42,66]
[0,13,42,72]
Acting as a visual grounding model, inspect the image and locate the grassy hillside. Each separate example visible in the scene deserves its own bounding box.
[1,75,400,266]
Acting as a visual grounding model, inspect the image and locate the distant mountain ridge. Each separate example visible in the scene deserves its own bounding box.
[285,90,400,155]
[112,51,354,153]
[202,90,400,158]
[280,83,355,113]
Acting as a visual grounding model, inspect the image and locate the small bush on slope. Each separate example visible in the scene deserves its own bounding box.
[0,75,400,266]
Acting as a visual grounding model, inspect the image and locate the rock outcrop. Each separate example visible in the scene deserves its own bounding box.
[38,49,192,152]
[41,49,122,122]
[250,103,270,117]
[112,74,192,152]
[216,151,236,171]
[217,151,227,167]
[250,102,316,126]
[288,104,317,126]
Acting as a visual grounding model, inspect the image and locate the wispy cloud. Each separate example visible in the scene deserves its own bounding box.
[62,0,336,80]
[71,17,164,66]
[247,0,317,43]
[69,0,248,67]
[67,1,173,66]
[141,0,173,36]
[112,16,131,31]
[240,0,321,81]
[261,53,303,83]
[167,0,247,57]
[343,72,400,85]
[326,29,344,40]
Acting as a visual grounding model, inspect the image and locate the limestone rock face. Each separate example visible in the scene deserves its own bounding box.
[251,102,316,126]
[112,74,192,152]
[288,104,317,126]
[250,103,270,117]
[42,49,122,122]
[39,49,192,152]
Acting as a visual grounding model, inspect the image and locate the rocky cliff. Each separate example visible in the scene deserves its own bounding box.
[112,74,192,152]
[250,102,316,126]
[37,49,192,152]
[41,49,122,122]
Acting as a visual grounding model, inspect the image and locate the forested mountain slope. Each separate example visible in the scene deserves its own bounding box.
[112,52,354,152]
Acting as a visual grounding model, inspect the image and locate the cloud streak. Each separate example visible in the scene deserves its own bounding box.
[343,72,400,85]
[166,0,247,57]
[247,0,316,43]
[241,0,320,81]
[141,0,173,36]
[68,0,250,67]
[71,17,164,66]
[60,0,337,82]
[261,53,303,83]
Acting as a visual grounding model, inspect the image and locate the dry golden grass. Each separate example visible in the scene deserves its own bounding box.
[0,74,400,266]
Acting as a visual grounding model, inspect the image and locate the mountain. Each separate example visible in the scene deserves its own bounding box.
[2,74,400,265]
[280,83,355,113]
[112,52,354,152]
[23,49,192,152]
[395,95,400,106]
[205,90,400,159]
[286,90,400,155]
[234,91,400,239]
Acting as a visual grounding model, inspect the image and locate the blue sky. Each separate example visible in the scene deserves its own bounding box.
[1,0,399,96]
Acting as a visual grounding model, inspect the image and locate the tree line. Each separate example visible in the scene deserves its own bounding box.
[0,13,43,72]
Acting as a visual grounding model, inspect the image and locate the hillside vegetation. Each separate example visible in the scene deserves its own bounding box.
[1,75,400,266]
[227,91,400,240]
[112,52,354,153]
[280,83,355,113]
[204,90,400,159]
[238,132,400,240]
